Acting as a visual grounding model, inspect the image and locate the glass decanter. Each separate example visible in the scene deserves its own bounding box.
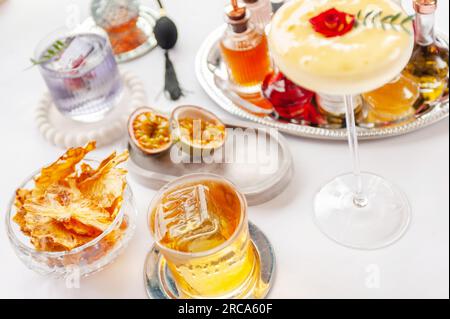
[91,0,146,55]
[220,4,272,95]
[404,0,449,103]
[363,73,420,123]
[316,94,363,127]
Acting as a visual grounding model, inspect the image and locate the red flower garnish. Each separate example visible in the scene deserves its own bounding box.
[309,8,355,38]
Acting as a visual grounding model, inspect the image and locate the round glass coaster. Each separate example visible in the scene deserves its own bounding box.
[36,71,146,148]
[314,172,411,250]
[143,222,276,299]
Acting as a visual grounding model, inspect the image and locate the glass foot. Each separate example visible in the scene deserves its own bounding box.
[314,173,411,250]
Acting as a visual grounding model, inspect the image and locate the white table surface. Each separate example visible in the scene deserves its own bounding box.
[0,0,448,299]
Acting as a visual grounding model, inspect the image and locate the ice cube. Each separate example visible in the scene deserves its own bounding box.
[53,36,95,71]
[156,185,224,251]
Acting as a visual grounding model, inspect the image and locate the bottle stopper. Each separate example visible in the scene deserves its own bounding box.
[413,0,437,14]
[225,5,250,33]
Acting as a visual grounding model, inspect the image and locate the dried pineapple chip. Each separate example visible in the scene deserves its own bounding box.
[13,209,29,235]
[30,220,95,251]
[14,189,31,209]
[33,141,96,197]
[78,151,129,209]
[12,142,129,252]
[24,198,112,232]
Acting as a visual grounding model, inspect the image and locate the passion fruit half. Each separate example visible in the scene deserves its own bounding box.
[170,105,227,154]
[128,107,173,155]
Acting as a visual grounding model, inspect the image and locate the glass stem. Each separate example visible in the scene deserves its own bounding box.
[344,95,368,208]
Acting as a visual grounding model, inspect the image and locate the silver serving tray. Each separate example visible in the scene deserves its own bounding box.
[195,26,449,140]
[127,119,293,206]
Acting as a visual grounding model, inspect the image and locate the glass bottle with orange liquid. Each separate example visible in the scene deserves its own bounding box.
[220,3,272,96]
[363,73,420,123]
[91,0,147,55]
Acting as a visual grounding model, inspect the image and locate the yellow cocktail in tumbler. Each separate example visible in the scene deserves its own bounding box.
[148,174,262,298]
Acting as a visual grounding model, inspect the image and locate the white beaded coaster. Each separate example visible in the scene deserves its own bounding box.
[35,71,147,148]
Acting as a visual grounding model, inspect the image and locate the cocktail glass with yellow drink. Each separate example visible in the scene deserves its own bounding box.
[148,174,264,298]
[270,0,414,249]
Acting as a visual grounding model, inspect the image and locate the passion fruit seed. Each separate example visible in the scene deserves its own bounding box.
[178,118,225,147]
[132,112,171,151]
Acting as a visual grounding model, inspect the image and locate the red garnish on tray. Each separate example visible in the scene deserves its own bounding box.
[309,8,355,38]
[262,72,326,125]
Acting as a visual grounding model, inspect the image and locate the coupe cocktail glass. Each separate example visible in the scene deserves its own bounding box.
[269,0,414,249]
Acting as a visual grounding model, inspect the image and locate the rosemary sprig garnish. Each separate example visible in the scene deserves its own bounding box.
[363,11,373,25]
[390,12,402,23]
[29,39,67,67]
[400,15,415,32]
[371,11,382,24]
[355,10,415,34]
